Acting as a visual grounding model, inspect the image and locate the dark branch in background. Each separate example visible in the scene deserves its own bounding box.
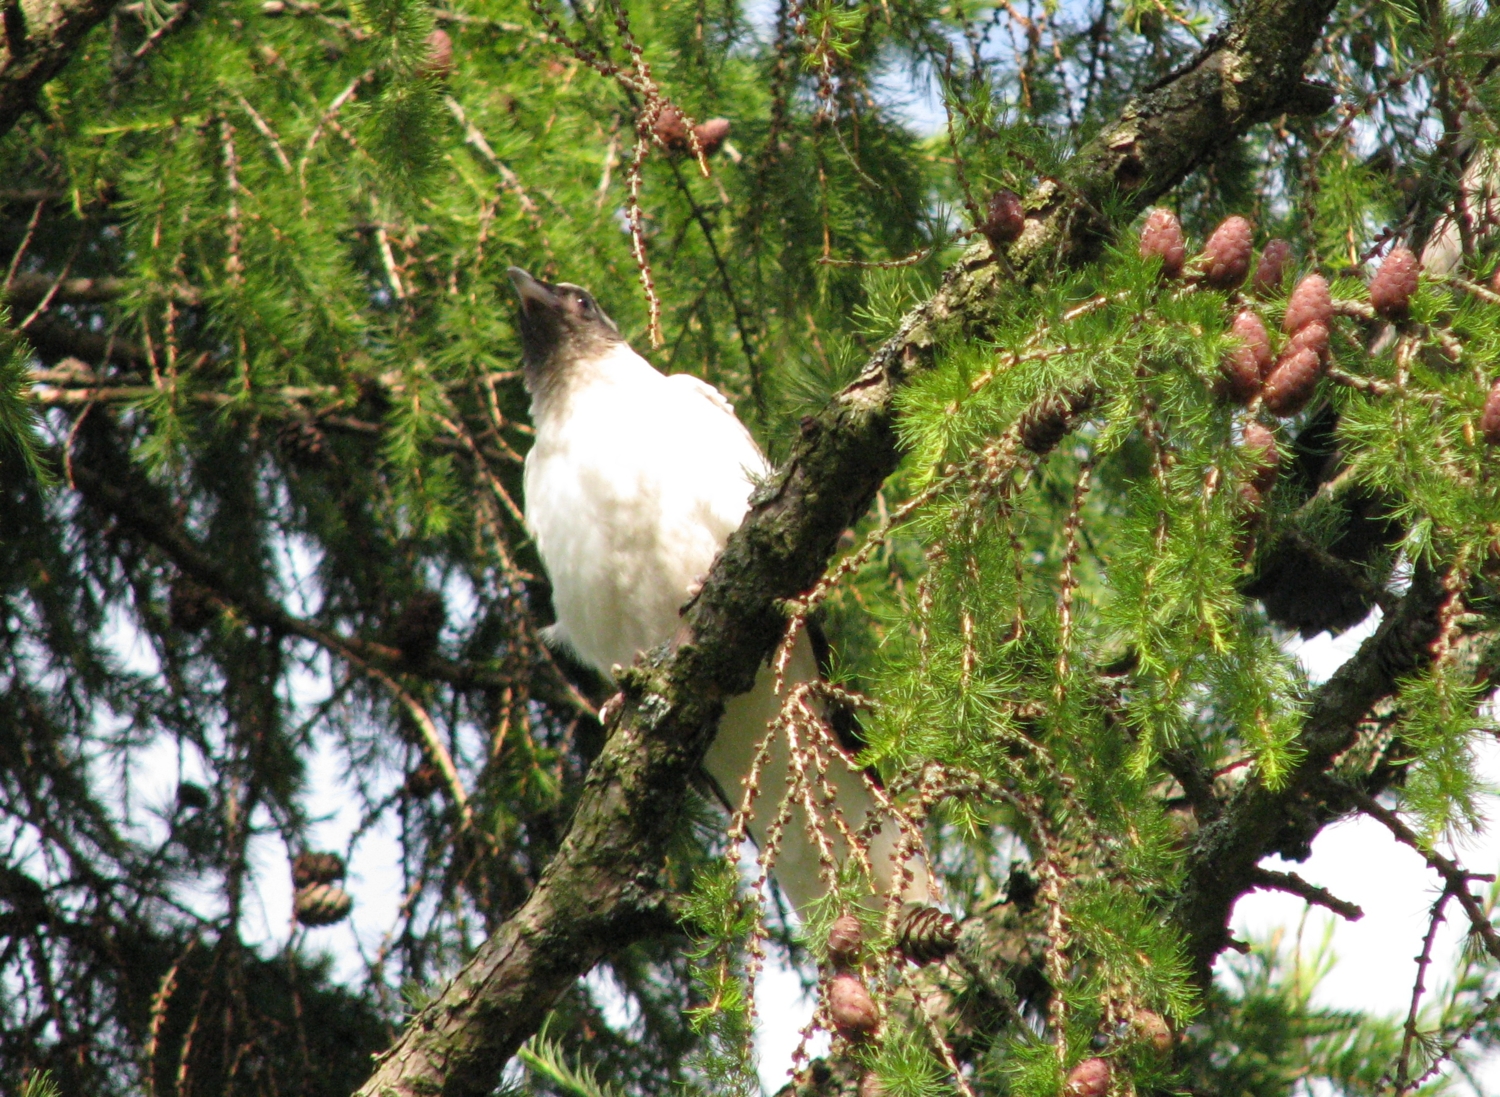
[63,428,592,719]
[354,5,1344,1093]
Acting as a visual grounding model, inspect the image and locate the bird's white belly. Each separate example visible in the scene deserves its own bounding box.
[524,398,756,676]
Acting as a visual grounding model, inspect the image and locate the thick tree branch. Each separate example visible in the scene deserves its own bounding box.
[353,4,1343,1094]
[0,0,124,138]
[1172,566,1450,980]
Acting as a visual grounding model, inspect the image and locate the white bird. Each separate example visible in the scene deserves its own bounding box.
[509,267,929,917]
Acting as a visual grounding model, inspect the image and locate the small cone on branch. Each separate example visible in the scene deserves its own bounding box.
[652,105,731,157]
[1283,273,1332,334]
[276,417,330,468]
[1242,421,1280,494]
[420,28,453,79]
[1369,245,1419,321]
[652,105,691,149]
[292,851,346,888]
[826,913,863,968]
[1252,238,1292,296]
[1262,347,1322,416]
[1197,215,1254,290]
[1284,319,1330,364]
[896,904,958,965]
[979,188,1025,251]
[392,591,445,665]
[1140,208,1185,278]
[1133,1009,1174,1054]
[692,117,731,157]
[1065,1057,1112,1097]
[1019,384,1098,454]
[827,972,879,1039]
[404,763,441,798]
[1221,309,1272,403]
[294,883,353,928]
[1482,378,1500,445]
[169,577,219,633]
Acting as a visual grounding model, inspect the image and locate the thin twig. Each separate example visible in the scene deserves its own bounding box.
[1350,788,1500,961]
[1248,867,1364,921]
[1393,883,1456,1093]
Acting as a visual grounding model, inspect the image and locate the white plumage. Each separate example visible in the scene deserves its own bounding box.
[524,342,767,674]
[512,269,927,916]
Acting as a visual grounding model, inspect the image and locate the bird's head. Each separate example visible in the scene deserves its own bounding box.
[507,267,622,391]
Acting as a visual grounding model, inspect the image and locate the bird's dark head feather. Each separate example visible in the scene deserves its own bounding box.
[507,267,622,388]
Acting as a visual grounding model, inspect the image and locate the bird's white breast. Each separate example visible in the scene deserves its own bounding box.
[523,343,769,677]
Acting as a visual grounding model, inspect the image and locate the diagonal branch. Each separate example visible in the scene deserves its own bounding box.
[354,3,1342,1094]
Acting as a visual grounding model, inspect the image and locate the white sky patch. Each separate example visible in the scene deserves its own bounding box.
[1226,610,1500,1095]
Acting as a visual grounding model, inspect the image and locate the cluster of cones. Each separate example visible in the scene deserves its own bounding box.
[1136,207,1500,516]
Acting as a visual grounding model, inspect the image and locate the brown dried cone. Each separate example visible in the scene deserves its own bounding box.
[420,28,453,79]
[652,105,731,157]
[979,188,1025,251]
[1241,421,1280,495]
[1139,207,1185,278]
[858,1073,887,1097]
[826,913,863,968]
[1132,1009,1174,1054]
[392,590,445,665]
[276,417,329,467]
[1283,273,1332,334]
[292,851,346,888]
[1065,1057,1112,1097]
[1018,384,1099,454]
[896,904,958,965]
[1482,378,1500,445]
[1197,214,1254,290]
[404,763,441,798]
[1221,309,1272,403]
[826,972,879,1039]
[1369,245,1419,321]
[1262,346,1323,416]
[168,577,219,633]
[1252,238,1292,297]
[294,883,353,928]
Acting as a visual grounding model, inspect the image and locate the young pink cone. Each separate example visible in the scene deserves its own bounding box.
[1369,246,1419,321]
[827,972,879,1038]
[1221,309,1272,403]
[1198,215,1254,290]
[1283,273,1332,334]
[1140,208,1185,278]
[1252,238,1292,297]
[1263,347,1322,416]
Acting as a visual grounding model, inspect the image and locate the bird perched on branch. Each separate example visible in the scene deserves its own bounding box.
[508,266,929,917]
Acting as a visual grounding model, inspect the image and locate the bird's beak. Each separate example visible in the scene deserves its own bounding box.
[507,267,562,316]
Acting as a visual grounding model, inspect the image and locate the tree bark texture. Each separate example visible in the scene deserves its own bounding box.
[355,3,1345,1095]
[0,0,122,138]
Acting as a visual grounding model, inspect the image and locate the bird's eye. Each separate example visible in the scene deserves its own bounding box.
[575,295,593,315]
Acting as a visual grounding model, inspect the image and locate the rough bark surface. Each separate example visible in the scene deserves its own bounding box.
[0,0,122,138]
[354,3,1342,1095]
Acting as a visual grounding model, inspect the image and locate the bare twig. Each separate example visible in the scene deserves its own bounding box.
[1248,867,1364,921]
[1350,789,1500,962]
